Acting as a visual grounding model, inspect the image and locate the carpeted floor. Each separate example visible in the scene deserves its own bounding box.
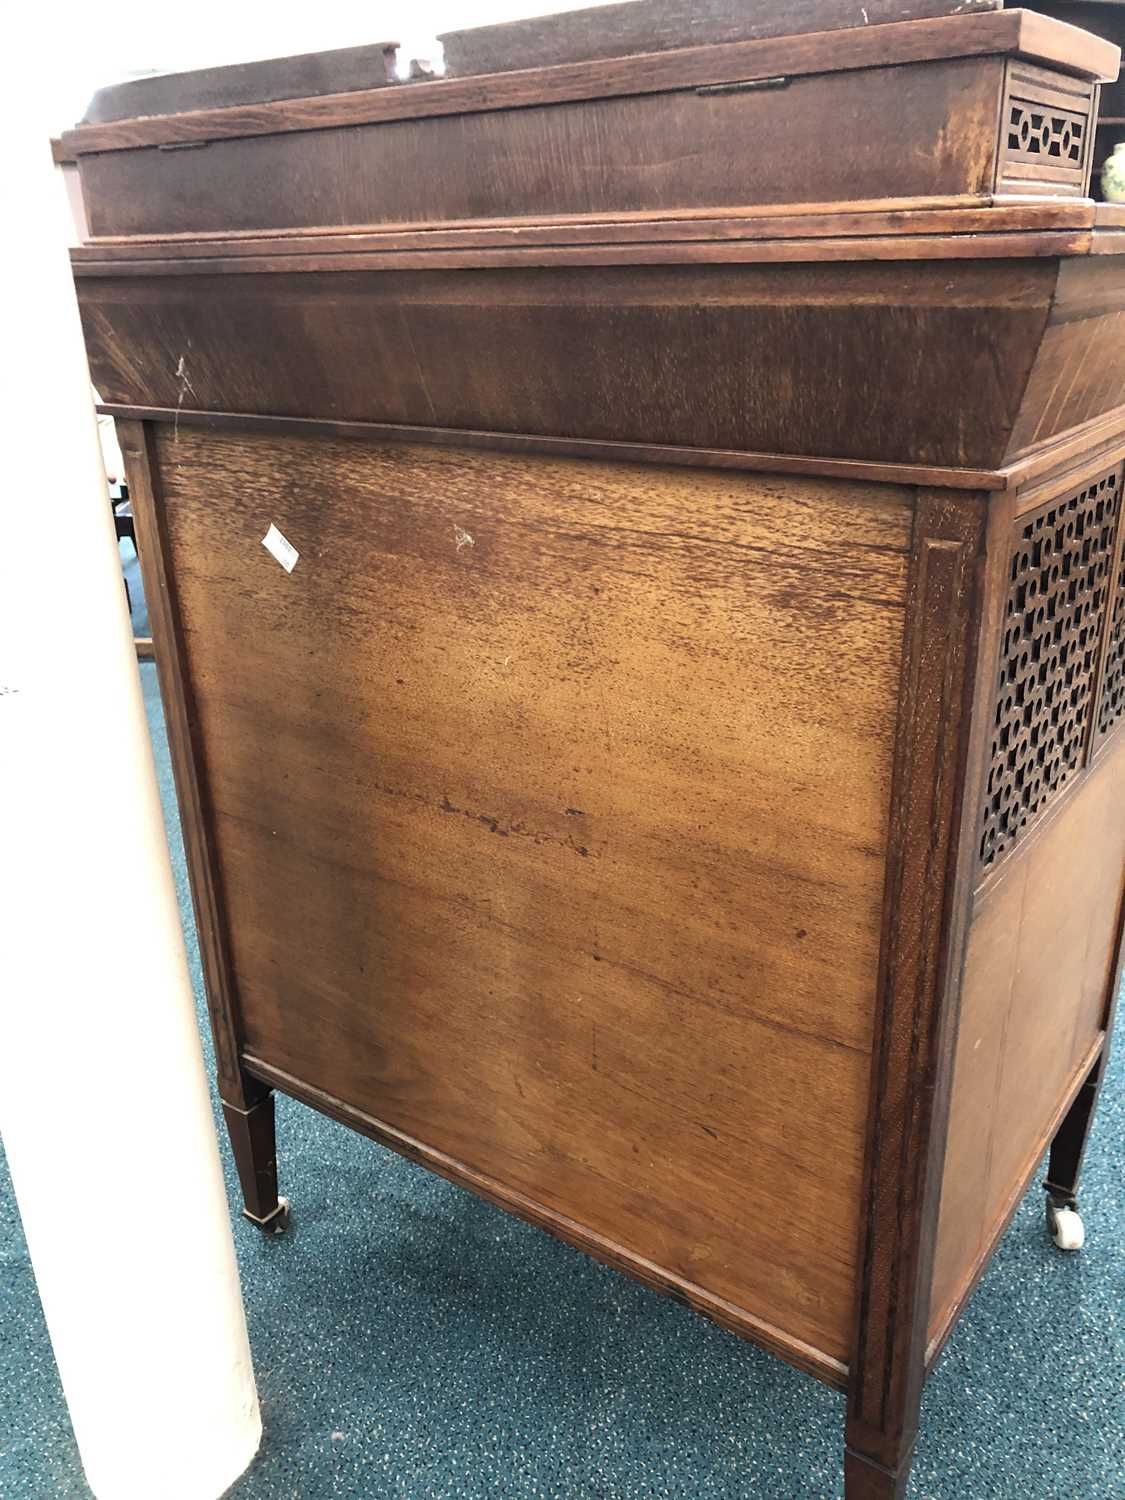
[1,615,1122,1498]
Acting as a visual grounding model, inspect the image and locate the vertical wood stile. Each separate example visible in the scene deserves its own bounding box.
[845,489,988,1497]
[118,418,258,1109]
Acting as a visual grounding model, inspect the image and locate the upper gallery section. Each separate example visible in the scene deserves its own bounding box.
[60,3,1119,245]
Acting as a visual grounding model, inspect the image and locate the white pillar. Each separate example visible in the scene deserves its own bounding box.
[0,72,262,1500]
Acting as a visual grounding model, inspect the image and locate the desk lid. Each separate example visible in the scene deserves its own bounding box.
[61,6,1119,157]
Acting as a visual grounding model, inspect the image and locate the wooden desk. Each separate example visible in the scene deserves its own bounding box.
[63,4,1125,1494]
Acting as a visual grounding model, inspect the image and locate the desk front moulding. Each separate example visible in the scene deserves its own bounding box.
[61,1,1125,1494]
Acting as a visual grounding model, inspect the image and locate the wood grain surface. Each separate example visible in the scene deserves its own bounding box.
[929,731,1125,1345]
[80,41,398,124]
[58,11,1120,158]
[150,424,913,1365]
[845,490,988,1490]
[63,200,1104,259]
[76,260,1058,472]
[74,57,1000,239]
[438,0,1001,76]
[1005,257,1125,462]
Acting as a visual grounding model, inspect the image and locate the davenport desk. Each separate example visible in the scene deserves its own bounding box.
[60,3,1125,1494]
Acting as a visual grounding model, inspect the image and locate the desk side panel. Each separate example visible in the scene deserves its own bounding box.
[929,690,1125,1350]
[150,427,911,1366]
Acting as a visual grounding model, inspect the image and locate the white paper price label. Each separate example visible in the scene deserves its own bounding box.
[262,523,299,574]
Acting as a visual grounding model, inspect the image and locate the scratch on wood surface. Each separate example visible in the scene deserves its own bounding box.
[173,353,196,443]
[453,524,474,551]
[437,792,596,857]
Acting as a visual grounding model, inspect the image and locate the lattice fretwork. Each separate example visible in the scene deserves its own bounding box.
[1095,550,1125,744]
[979,468,1122,871]
[1006,101,1086,164]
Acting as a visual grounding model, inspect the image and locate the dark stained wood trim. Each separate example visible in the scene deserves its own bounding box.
[118,419,259,1109]
[436,0,1003,78]
[66,229,1101,276]
[96,404,1010,491]
[924,1031,1106,1369]
[97,402,1125,497]
[59,11,1120,156]
[1008,402,1125,502]
[845,489,988,1489]
[81,40,398,123]
[239,1052,849,1391]
[67,198,1098,260]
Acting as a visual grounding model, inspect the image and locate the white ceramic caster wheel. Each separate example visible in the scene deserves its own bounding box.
[1047,1201,1085,1251]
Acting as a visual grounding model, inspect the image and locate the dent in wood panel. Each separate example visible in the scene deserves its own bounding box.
[151,427,912,1361]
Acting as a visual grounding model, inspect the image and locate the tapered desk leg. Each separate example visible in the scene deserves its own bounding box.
[1042,1053,1105,1250]
[1046,1055,1102,1207]
[844,1446,914,1499]
[222,1089,289,1235]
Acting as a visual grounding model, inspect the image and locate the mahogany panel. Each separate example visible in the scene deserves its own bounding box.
[76,259,1057,470]
[1004,256,1125,460]
[929,732,1125,1343]
[150,424,914,1364]
[76,57,1000,240]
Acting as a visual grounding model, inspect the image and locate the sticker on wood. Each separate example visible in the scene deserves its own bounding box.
[979,466,1122,871]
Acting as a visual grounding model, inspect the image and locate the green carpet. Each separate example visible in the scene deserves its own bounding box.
[1,660,1121,1499]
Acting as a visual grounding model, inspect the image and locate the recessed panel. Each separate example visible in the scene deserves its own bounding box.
[153,427,911,1364]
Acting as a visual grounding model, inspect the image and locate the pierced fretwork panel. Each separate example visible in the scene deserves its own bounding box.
[1005,102,1085,164]
[1095,546,1125,745]
[979,468,1122,872]
[994,62,1095,198]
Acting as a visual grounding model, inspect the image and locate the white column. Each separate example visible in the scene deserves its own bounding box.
[0,74,262,1500]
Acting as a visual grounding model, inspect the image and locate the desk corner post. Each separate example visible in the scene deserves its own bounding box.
[844,488,990,1499]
